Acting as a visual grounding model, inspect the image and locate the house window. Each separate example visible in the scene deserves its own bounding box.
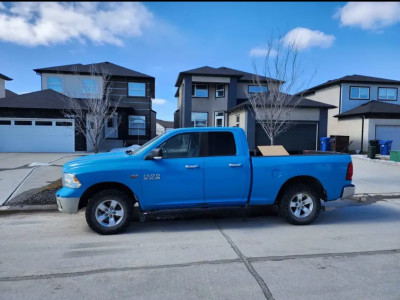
[128,82,146,97]
[129,116,146,135]
[192,84,208,98]
[235,114,240,127]
[15,121,32,126]
[214,112,224,127]
[248,85,267,93]
[350,87,369,100]
[47,77,63,93]
[191,112,208,127]
[107,117,114,128]
[378,88,397,100]
[216,84,225,98]
[82,79,98,96]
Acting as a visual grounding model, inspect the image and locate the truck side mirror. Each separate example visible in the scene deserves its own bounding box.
[145,148,163,160]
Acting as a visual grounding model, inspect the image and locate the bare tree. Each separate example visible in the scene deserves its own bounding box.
[246,32,316,145]
[62,65,121,153]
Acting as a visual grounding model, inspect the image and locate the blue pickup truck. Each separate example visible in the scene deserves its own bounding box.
[56,127,355,234]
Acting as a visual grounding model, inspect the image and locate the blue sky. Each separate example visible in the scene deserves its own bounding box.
[1,2,400,121]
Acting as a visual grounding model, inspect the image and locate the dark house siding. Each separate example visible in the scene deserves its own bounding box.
[174,110,180,129]
[108,76,155,145]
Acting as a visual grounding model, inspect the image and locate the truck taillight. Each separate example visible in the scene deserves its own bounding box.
[346,162,353,181]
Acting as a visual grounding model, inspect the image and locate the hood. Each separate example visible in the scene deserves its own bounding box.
[63,151,134,173]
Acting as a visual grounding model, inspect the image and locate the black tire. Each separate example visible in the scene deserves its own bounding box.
[278,184,321,225]
[85,189,133,235]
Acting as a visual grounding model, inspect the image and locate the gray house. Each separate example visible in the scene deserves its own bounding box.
[0,62,156,152]
[301,75,400,152]
[174,66,334,152]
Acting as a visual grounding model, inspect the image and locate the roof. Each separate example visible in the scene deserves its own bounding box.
[335,100,400,118]
[302,74,400,95]
[227,92,336,112]
[5,89,17,97]
[0,73,12,81]
[0,89,133,110]
[175,66,282,87]
[0,89,71,110]
[34,62,154,78]
[156,119,174,128]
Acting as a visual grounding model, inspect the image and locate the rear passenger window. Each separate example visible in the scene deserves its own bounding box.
[207,132,236,156]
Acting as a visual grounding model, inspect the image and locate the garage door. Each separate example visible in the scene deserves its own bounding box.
[0,118,75,152]
[256,122,318,152]
[376,125,400,150]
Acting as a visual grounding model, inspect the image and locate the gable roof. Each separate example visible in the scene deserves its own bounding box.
[335,100,400,118]
[5,89,17,97]
[302,74,400,96]
[34,62,154,78]
[0,89,133,110]
[156,119,174,128]
[0,89,70,110]
[0,73,12,81]
[227,92,336,112]
[175,66,282,87]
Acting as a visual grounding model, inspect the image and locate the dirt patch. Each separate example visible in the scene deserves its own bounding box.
[9,179,62,206]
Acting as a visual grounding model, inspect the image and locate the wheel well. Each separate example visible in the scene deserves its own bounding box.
[79,182,137,209]
[275,176,326,205]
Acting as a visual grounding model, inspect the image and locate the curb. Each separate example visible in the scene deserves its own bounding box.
[0,205,58,215]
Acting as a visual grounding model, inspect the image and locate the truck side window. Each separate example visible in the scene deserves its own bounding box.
[159,133,201,159]
[207,132,236,156]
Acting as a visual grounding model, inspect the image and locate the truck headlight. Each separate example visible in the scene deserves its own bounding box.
[62,173,82,189]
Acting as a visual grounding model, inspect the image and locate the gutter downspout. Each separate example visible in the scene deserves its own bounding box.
[360,116,365,153]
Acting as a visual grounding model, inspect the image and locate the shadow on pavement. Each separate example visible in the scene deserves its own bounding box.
[120,200,400,234]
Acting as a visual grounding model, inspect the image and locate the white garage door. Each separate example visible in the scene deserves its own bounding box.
[0,118,75,152]
[376,125,400,150]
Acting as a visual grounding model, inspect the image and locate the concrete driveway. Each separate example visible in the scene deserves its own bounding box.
[352,156,400,194]
[0,153,85,206]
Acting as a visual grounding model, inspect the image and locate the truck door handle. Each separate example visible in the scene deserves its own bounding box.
[185,165,199,169]
[229,163,242,167]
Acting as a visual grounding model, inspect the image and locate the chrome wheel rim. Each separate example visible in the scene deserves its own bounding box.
[95,200,124,227]
[289,193,314,218]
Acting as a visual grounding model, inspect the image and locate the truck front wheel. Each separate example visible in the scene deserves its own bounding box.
[278,184,321,225]
[85,189,133,235]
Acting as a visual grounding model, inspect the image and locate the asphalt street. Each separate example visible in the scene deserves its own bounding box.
[1,197,399,300]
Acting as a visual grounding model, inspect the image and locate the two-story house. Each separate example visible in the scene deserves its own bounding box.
[302,75,400,152]
[0,62,156,153]
[174,66,334,152]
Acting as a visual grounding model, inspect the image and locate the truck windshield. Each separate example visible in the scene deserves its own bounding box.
[129,133,166,155]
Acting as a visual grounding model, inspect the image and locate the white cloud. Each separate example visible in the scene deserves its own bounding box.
[335,2,400,30]
[249,47,278,57]
[0,3,6,10]
[283,27,335,51]
[0,2,153,46]
[152,98,167,105]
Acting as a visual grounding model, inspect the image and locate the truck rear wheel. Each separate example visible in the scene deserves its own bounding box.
[278,184,321,225]
[85,189,133,235]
